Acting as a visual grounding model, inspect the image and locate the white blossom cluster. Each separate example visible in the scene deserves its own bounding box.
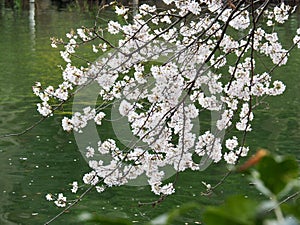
[45,193,67,207]
[35,1,300,204]
[61,106,105,133]
[293,28,300,48]
[264,3,295,26]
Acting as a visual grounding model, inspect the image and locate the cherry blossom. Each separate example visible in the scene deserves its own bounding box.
[34,1,300,209]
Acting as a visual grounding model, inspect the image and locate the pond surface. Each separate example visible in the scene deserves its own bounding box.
[0,1,299,225]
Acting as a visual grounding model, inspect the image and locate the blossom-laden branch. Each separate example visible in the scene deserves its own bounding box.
[9,0,299,223]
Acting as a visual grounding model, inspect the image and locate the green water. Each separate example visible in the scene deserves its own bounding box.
[0,2,299,225]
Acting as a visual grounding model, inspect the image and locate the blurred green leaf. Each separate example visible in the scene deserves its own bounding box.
[256,156,299,195]
[282,195,300,220]
[78,212,133,225]
[149,203,201,225]
[149,213,169,225]
[263,217,299,225]
[165,203,200,225]
[203,196,258,225]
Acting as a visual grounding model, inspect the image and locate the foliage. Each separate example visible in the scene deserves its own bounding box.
[77,154,300,225]
[254,155,299,196]
[78,212,134,225]
[203,196,258,225]
[204,154,300,225]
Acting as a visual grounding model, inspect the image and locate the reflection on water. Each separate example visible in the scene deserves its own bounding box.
[0,1,299,225]
[29,0,35,50]
[0,1,97,224]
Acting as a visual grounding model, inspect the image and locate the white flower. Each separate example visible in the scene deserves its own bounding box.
[236,120,252,131]
[37,101,52,117]
[216,109,233,131]
[83,106,96,120]
[195,131,222,163]
[274,3,290,24]
[62,117,73,132]
[54,87,68,101]
[161,15,172,24]
[86,146,95,158]
[54,193,66,207]
[60,51,71,63]
[115,6,129,16]
[71,181,78,193]
[202,181,212,190]
[83,171,98,185]
[94,112,105,125]
[225,136,238,151]
[62,64,87,86]
[267,20,274,26]
[45,194,53,201]
[92,45,98,53]
[293,35,300,48]
[98,139,117,155]
[187,1,201,15]
[77,28,91,41]
[224,151,238,164]
[45,86,54,96]
[268,80,286,96]
[107,21,121,35]
[163,0,173,5]
[66,32,73,39]
[32,82,41,96]
[96,185,106,193]
[139,4,156,15]
[119,100,132,116]
[99,43,108,52]
[38,92,49,102]
[236,146,249,157]
[160,183,175,195]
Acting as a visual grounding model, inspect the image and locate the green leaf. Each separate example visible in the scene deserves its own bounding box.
[149,213,169,225]
[78,212,133,225]
[148,203,201,225]
[256,156,299,195]
[202,196,258,225]
[282,196,300,221]
[165,203,201,225]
